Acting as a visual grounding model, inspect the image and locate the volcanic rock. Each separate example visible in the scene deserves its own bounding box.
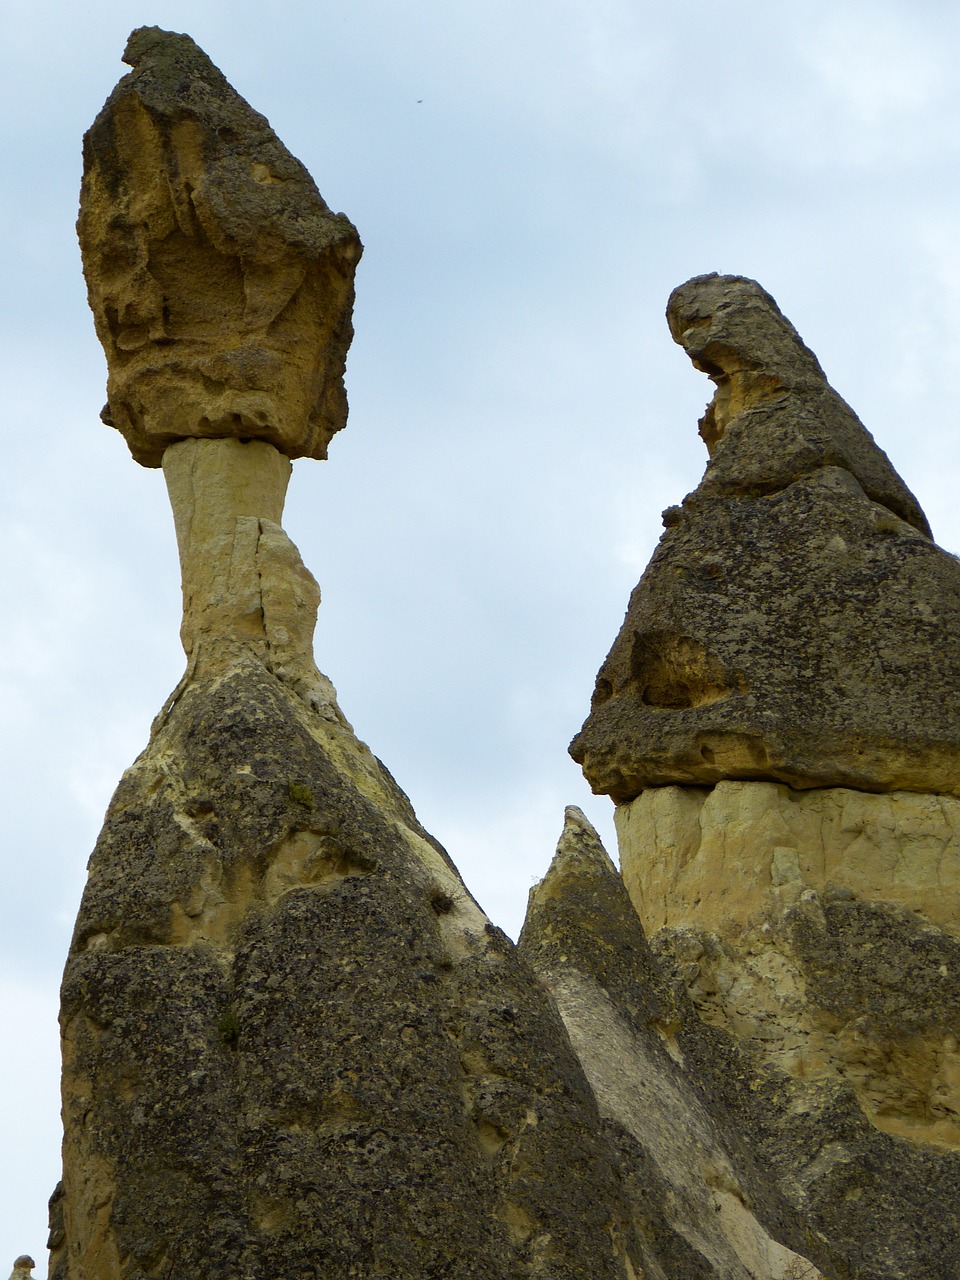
[55,32,646,1280]
[519,809,826,1280]
[570,274,960,802]
[78,27,361,467]
[54,662,645,1279]
[522,808,960,1280]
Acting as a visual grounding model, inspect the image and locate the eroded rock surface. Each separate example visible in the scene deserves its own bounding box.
[161,436,342,715]
[522,809,960,1280]
[78,27,361,467]
[55,665,645,1280]
[619,781,960,1152]
[570,274,960,801]
[520,809,826,1280]
[57,31,647,1280]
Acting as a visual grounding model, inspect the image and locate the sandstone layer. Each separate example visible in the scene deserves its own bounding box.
[570,274,960,802]
[619,781,960,1152]
[78,27,361,467]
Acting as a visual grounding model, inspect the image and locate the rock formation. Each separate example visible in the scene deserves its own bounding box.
[9,1259,35,1280]
[78,26,361,467]
[571,274,960,802]
[566,274,960,1279]
[56,28,647,1280]
[52,29,960,1280]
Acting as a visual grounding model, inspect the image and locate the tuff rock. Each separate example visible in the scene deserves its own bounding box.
[55,32,646,1280]
[522,809,960,1280]
[561,275,960,1280]
[51,35,960,1280]
[78,27,361,467]
[570,273,960,802]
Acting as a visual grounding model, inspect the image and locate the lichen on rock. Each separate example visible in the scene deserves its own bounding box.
[56,30,651,1280]
[571,273,960,802]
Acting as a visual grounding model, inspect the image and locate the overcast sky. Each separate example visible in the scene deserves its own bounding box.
[3,0,960,1265]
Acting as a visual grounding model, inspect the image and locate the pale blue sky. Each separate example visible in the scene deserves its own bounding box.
[3,0,960,1265]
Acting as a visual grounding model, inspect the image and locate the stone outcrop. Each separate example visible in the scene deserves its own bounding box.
[55,32,960,1280]
[9,1259,35,1280]
[523,809,960,1280]
[520,809,827,1280]
[619,782,960,1150]
[562,275,960,1280]
[55,661,646,1279]
[55,31,648,1280]
[570,274,960,802]
[78,27,361,467]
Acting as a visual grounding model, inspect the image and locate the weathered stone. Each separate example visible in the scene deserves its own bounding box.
[570,274,960,801]
[619,780,960,1151]
[57,32,648,1280]
[78,27,361,467]
[617,781,960,938]
[55,663,646,1279]
[519,809,826,1280]
[8,1259,35,1280]
[161,436,342,717]
[522,807,960,1280]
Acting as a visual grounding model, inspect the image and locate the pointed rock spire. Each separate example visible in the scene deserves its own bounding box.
[571,274,960,802]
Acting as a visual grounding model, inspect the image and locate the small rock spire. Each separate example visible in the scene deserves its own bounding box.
[8,1258,34,1280]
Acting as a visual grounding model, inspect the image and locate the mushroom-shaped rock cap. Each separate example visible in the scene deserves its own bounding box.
[10,1260,35,1279]
[571,275,960,802]
[79,27,362,467]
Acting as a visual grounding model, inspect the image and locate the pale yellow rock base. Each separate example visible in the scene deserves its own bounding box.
[617,781,960,1151]
[162,436,343,720]
[617,781,960,938]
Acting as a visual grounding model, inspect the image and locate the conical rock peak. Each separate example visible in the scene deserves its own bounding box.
[572,274,960,801]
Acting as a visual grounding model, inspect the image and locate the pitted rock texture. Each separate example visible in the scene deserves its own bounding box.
[570,274,960,802]
[666,275,930,535]
[520,809,825,1280]
[521,808,960,1280]
[78,27,361,467]
[54,664,646,1280]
